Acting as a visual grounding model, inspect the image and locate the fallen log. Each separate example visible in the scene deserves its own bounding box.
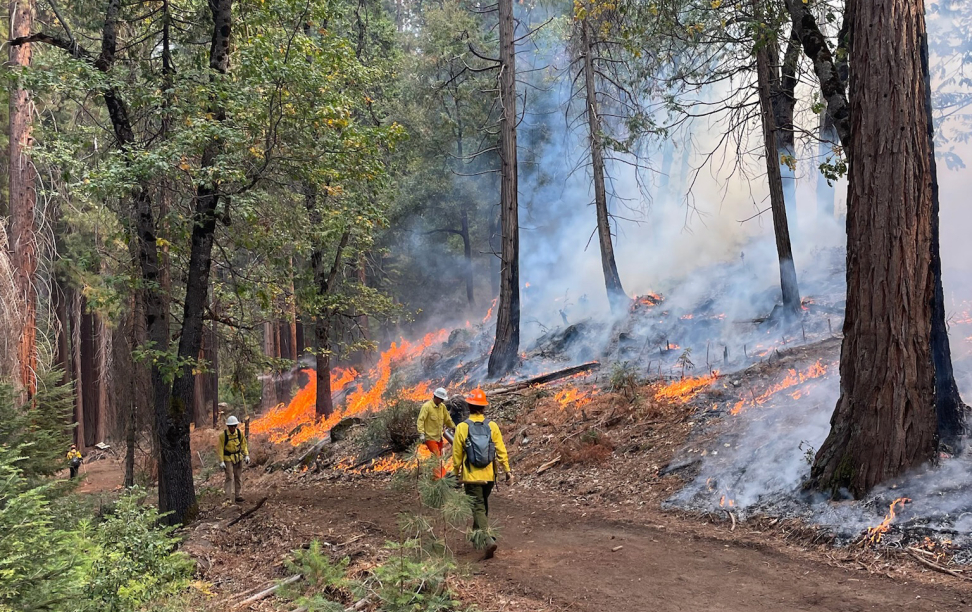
[228,496,268,527]
[292,438,331,469]
[906,549,972,583]
[488,362,600,396]
[350,447,393,470]
[237,574,301,607]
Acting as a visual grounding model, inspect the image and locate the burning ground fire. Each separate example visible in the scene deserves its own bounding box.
[729,360,830,416]
[553,385,598,408]
[656,372,719,402]
[251,330,449,446]
[865,498,911,546]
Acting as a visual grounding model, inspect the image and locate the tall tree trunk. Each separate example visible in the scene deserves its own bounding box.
[262,321,277,410]
[755,39,801,316]
[80,305,101,447]
[489,202,500,298]
[52,276,70,385]
[314,317,334,418]
[810,0,938,496]
[815,107,837,220]
[460,206,475,306]
[9,0,36,400]
[70,288,85,450]
[770,28,801,231]
[96,313,110,443]
[488,0,520,377]
[581,14,627,313]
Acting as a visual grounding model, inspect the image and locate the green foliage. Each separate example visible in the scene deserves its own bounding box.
[0,369,76,479]
[363,399,422,453]
[85,488,195,612]
[282,542,349,611]
[609,361,639,400]
[366,539,459,612]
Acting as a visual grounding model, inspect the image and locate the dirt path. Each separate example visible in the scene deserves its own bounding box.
[213,478,970,612]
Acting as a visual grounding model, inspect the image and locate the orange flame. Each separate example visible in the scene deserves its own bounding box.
[656,372,719,402]
[866,497,911,545]
[483,298,498,324]
[252,330,448,446]
[553,385,598,409]
[730,360,829,416]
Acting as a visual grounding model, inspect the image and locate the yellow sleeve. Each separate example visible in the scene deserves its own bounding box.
[443,405,456,430]
[491,422,510,474]
[416,402,430,437]
[216,432,226,462]
[452,422,467,476]
[241,434,249,457]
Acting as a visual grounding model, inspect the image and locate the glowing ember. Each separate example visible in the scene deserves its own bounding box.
[680,314,694,320]
[730,360,829,416]
[631,292,664,310]
[866,497,911,545]
[656,372,719,402]
[553,385,598,409]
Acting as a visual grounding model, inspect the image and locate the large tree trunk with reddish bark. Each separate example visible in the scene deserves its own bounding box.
[9,0,36,400]
[488,0,520,378]
[580,14,627,314]
[754,35,800,316]
[810,0,939,496]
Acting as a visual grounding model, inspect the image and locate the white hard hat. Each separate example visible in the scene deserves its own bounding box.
[433,388,449,400]
[225,416,240,426]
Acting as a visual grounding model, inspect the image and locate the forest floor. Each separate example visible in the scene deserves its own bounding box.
[76,336,972,611]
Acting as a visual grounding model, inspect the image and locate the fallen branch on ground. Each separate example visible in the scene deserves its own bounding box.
[228,496,268,527]
[350,447,393,470]
[723,509,736,531]
[291,438,330,469]
[488,362,600,396]
[237,574,301,607]
[906,549,972,583]
[536,455,561,475]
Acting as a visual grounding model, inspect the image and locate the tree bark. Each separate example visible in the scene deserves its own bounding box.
[755,37,801,316]
[815,107,837,220]
[262,320,277,410]
[460,206,475,306]
[770,27,801,230]
[70,288,85,450]
[488,0,520,377]
[810,0,939,496]
[581,14,627,314]
[9,0,37,400]
[314,318,334,418]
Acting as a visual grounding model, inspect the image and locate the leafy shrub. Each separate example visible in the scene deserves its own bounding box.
[85,488,195,612]
[363,399,421,453]
[367,539,458,612]
[609,361,639,401]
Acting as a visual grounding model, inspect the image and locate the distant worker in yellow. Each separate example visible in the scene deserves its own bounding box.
[417,387,455,478]
[452,389,512,560]
[66,444,82,479]
[217,416,250,502]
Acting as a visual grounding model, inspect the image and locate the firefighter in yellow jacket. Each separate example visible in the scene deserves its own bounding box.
[452,389,512,559]
[217,416,249,502]
[417,387,455,478]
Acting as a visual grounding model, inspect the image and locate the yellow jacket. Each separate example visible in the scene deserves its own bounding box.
[452,414,510,484]
[416,400,455,442]
[67,449,82,461]
[217,429,248,464]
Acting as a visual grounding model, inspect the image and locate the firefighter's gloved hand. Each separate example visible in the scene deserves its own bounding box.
[220,462,226,469]
[505,471,513,483]
[244,455,250,465]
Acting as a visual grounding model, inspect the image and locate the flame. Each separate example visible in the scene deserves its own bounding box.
[524,282,531,288]
[553,385,598,409]
[631,293,664,310]
[730,360,829,415]
[335,443,435,475]
[680,314,694,320]
[483,298,498,324]
[656,372,719,402]
[866,497,911,545]
[253,330,448,446]
[251,367,358,442]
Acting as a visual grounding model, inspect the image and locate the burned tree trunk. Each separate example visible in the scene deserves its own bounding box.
[488,0,520,378]
[921,27,967,449]
[9,0,37,400]
[314,317,334,418]
[815,107,837,220]
[810,0,939,496]
[754,38,800,316]
[581,14,627,314]
[770,28,801,231]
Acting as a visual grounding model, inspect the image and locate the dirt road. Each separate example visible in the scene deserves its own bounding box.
[214,477,970,612]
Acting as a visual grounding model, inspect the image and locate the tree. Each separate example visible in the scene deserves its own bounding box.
[8,0,36,399]
[487,0,520,378]
[788,0,966,449]
[573,0,629,314]
[753,14,800,316]
[810,0,939,496]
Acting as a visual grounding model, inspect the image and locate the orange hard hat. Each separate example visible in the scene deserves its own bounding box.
[465,388,489,407]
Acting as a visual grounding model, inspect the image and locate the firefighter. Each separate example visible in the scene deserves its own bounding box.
[66,444,82,479]
[217,416,250,502]
[452,389,512,560]
[417,387,455,478]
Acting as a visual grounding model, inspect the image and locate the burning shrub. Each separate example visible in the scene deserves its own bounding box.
[363,399,422,453]
[561,429,615,466]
